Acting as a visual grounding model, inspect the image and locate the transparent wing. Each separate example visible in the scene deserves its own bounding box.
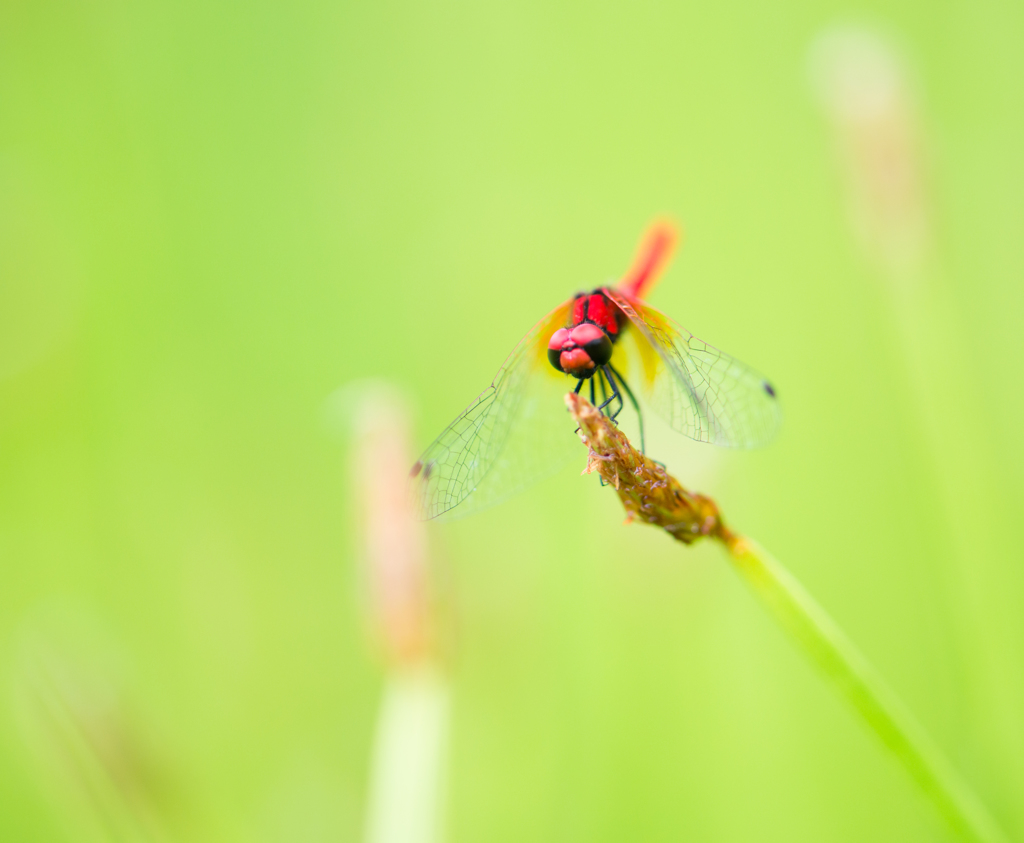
[604,288,782,448]
[411,300,580,521]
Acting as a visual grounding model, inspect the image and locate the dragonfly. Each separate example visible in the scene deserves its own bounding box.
[410,222,781,520]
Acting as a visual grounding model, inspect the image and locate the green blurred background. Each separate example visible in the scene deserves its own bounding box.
[3,0,1023,840]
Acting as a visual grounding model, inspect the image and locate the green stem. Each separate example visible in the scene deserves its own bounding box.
[726,537,1008,843]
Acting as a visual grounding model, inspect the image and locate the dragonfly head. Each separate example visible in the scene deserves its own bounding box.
[547,323,613,379]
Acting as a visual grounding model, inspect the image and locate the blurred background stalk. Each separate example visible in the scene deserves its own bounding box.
[348,385,449,843]
[811,23,1023,810]
[14,613,175,843]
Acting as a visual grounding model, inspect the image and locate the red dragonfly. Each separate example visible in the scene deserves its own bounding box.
[411,223,781,520]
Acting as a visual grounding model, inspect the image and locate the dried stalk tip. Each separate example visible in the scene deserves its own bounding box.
[566,393,736,547]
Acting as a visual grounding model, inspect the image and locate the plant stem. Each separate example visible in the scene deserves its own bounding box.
[725,537,1007,843]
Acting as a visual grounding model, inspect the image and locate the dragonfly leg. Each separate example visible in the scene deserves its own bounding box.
[572,379,586,437]
[594,372,612,487]
[595,369,619,426]
[609,363,645,456]
[597,365,625,422]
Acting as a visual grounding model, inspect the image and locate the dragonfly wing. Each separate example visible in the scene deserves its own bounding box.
[604,288,782,448]
[411,301,579,520]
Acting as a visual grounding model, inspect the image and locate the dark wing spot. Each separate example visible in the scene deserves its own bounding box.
[410,460,423,478]
[423,461,434,480]
[763,381,776,398]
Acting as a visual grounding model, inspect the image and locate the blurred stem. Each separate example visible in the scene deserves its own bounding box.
[726,537,1008,843]
[25,661,156,843]
[566,391,1009,843]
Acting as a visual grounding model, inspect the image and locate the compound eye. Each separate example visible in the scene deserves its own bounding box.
[547,328,571,350]
[547,347,565,372]
[547,327,572,372]
[582,332,613,366]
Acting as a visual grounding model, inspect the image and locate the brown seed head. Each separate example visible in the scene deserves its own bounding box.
[566,392,737,548]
